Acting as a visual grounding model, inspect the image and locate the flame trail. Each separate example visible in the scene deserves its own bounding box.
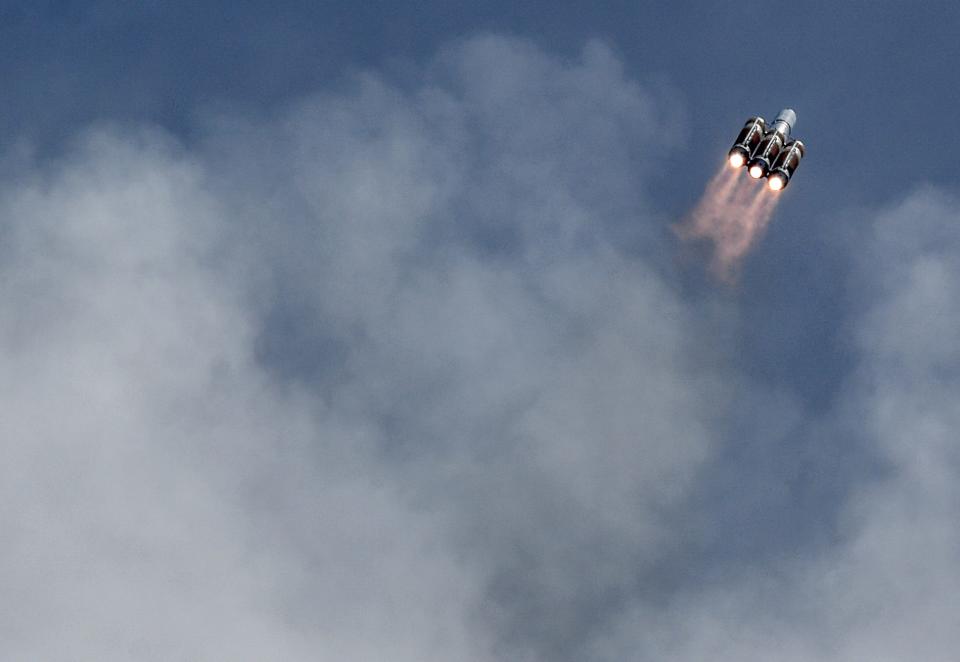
[676,164,782,281]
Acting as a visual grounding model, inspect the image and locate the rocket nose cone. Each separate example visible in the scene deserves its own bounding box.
[776,108,797,131]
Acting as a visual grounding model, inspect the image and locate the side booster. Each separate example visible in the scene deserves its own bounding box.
[727,108,805,190]
[768,140,805,191]
[727,117,766,169]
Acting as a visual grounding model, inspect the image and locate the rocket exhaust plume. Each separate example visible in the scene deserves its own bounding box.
[676,164,781,281]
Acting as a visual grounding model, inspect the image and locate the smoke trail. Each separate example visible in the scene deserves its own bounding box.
[676,164,782,281]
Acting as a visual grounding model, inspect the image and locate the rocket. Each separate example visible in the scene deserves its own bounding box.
[727,109,805,191]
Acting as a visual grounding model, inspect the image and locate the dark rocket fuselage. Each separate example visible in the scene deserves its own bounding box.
[727,108,805,190]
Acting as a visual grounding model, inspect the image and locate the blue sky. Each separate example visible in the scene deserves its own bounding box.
[3,2,960,660]
[4,1,958,198]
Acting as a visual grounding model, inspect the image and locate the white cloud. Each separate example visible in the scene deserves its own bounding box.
[201,34,726,657]
[0,36,723,660]
[585,189,960,661]
[0,128,495,660]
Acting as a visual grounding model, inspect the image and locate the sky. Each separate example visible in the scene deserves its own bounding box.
[2,2,960,660]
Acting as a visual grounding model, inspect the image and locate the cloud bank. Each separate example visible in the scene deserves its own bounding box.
[1,34,958,661]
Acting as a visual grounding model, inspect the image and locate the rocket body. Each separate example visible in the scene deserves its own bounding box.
[727,108,805,189]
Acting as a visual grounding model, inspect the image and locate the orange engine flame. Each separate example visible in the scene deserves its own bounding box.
[675,164,782,282]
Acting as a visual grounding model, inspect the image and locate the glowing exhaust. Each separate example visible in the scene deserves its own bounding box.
[676,164,783,281]
[749,164,764,179]
[728,152,745,168]
[768,174,785,191]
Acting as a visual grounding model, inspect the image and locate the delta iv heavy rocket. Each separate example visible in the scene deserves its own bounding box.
[727,109,805,190]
